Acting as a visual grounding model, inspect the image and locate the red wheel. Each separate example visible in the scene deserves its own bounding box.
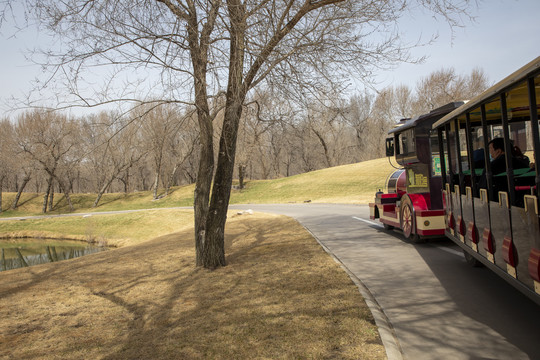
[400,199,413,238]
[400,196,425,243]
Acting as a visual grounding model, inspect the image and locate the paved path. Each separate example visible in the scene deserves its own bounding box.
[0,207,189,221]
[230,204,540,360]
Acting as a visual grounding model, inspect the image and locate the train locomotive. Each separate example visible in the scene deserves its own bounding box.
[370,56,540,306]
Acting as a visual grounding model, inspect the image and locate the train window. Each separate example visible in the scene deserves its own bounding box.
[397,133,405,155]
[386,137,395,157]
[490,126,504,140]
[471,127,485,170]
[397,129,415,156]
[406,163,430,193]
[506,79,534,155]
[440,130,449,176]
[447,125,458,175]
[409,130,416,154]
[459,127,469,172]
[430,133,442,176]
[483,96,502,122]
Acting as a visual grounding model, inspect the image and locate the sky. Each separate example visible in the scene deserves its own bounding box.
[1,0,539,119]
[376,0,540,89]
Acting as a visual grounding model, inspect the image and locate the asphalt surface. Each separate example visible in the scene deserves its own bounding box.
[230,204,540,360]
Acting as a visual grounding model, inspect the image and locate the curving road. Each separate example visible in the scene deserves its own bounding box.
[230,204,540,360]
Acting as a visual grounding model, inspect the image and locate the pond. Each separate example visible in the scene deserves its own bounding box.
[0,238,108,272]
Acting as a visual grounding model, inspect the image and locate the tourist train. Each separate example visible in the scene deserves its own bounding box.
[370,57,540,305]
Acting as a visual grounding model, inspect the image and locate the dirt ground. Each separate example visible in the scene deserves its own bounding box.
[0,213,386,359]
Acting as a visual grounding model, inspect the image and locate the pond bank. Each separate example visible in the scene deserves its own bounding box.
[1,238,108,271]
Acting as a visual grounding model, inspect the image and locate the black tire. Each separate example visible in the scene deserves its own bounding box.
[463,250,483,267]
[410,233,425,244]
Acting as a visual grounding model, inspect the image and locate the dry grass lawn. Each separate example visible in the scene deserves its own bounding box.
[0,213,386,359]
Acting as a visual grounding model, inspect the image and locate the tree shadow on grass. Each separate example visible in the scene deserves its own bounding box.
[0,216,384,360]
[97,217,383,359]
[0,193,40,214]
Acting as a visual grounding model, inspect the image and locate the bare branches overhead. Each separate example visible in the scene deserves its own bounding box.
[6,0,479,111]
[3,0,480,268]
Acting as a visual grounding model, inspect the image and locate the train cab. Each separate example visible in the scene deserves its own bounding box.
[369,102,464,242]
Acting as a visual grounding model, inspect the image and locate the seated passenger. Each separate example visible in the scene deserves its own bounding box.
[488,138,529,175]
[473,148,485,169]
[511,143,530,169]
[477,138,530,194]
[472,136,486,169]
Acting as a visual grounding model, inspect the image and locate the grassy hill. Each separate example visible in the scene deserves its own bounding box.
[0,157,395,218]
[232,157,395,204]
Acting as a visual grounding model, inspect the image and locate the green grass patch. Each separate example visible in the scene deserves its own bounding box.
[0,185,195,218]
[1,157,393,218]
[0,209,194,247]
[230,157,394,204]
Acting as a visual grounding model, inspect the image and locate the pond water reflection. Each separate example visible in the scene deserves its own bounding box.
[0,238,108,272]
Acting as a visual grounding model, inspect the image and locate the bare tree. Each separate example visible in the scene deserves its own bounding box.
[9,0,478,268]
[305,95,356,168]
[89,118,147,207]
[14,110,79,212]
[413,67,490,114]
[345,92,373,146]
[139,104,181,199]
[0,119,16,212]
[394,84,414,119]
[235,92,286,185]
[162,112,199,195]
[11,166,32,209]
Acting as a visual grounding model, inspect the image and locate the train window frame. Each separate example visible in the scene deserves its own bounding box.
[438,76,540,207]
[386,137,395,157]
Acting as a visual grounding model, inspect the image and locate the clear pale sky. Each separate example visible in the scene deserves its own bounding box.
[378,0,540,90]
[1,0,539,118]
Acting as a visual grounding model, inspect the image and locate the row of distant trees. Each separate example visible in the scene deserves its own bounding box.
[0,67,489,213]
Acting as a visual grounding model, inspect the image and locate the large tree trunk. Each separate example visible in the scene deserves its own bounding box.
[189,2,221,268]
[197,0,246,268]
[194,119,214,267]
[192,82,214,266]
[203,101,243,268]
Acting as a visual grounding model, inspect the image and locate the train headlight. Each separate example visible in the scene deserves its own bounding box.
[424,220,430,227]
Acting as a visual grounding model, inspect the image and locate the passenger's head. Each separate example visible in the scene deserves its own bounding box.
[488,138,505,160]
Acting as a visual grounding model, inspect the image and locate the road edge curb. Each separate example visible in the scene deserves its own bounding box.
[302,224,404,360]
